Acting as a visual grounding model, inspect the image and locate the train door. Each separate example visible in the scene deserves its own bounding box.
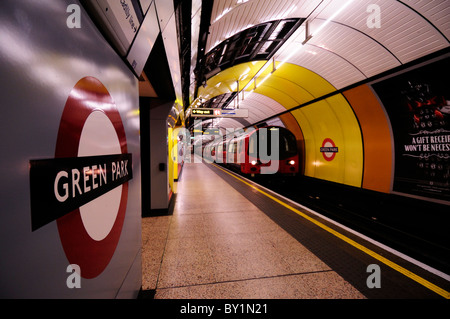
[227,140,237,164]
[237,137,246,165]
[217,143,223,163]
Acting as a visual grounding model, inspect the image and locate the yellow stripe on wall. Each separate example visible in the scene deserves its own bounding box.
[291,95,363,187]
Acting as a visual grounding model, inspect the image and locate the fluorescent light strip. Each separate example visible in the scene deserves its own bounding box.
[312,0,355,37]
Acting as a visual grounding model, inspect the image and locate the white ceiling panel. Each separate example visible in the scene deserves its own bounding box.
[283,44,366,89]
[306,20,401,78]
[240,92,286,123]
[402,0,450,41]
[314,0,449,63]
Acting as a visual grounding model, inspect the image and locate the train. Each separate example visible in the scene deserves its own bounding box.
[201,126,299,175]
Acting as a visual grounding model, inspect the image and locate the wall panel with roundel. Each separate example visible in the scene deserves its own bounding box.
[29,77,133,279]
[320,138,339,162]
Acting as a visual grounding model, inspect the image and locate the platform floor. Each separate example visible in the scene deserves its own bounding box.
[142,160,363,299]
[141,159,449,299]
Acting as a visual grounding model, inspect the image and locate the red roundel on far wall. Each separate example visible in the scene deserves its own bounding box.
[55,77,129,279]
[321,138,337,161]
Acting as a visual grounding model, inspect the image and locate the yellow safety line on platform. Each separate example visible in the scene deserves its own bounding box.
[213,164,450,299]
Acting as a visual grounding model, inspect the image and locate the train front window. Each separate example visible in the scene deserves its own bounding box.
[279,131,297,159]
[247,127,297,160]
[248,134,257,157]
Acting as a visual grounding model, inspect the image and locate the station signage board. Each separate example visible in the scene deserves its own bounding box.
[87,0,141,56]
[191,108,248,118]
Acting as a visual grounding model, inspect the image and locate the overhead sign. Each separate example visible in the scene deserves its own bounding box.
[320,138,338,161]
[191,108,248,118]
[29,77,132,279]
[192,108,214,116]
[85,0,141,56]
[126,1,159,76]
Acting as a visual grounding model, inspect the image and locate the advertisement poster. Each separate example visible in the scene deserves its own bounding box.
[372,56,450,203]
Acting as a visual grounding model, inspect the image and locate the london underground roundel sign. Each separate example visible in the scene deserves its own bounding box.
[29,77,133,279]
[320,138,338,161]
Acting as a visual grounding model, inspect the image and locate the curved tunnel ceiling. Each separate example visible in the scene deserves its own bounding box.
[188,0,450,130]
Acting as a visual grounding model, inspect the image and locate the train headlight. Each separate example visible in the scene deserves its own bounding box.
[288,160,295,165]
[251,160,257,165]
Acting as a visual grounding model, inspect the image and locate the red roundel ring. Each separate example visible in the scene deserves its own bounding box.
[322,138,337,161]
[55,77,128,279]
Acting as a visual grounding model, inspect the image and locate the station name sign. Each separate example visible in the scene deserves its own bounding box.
[29,153,132,231]
[191,108,248,118]
[319,146,338,153]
